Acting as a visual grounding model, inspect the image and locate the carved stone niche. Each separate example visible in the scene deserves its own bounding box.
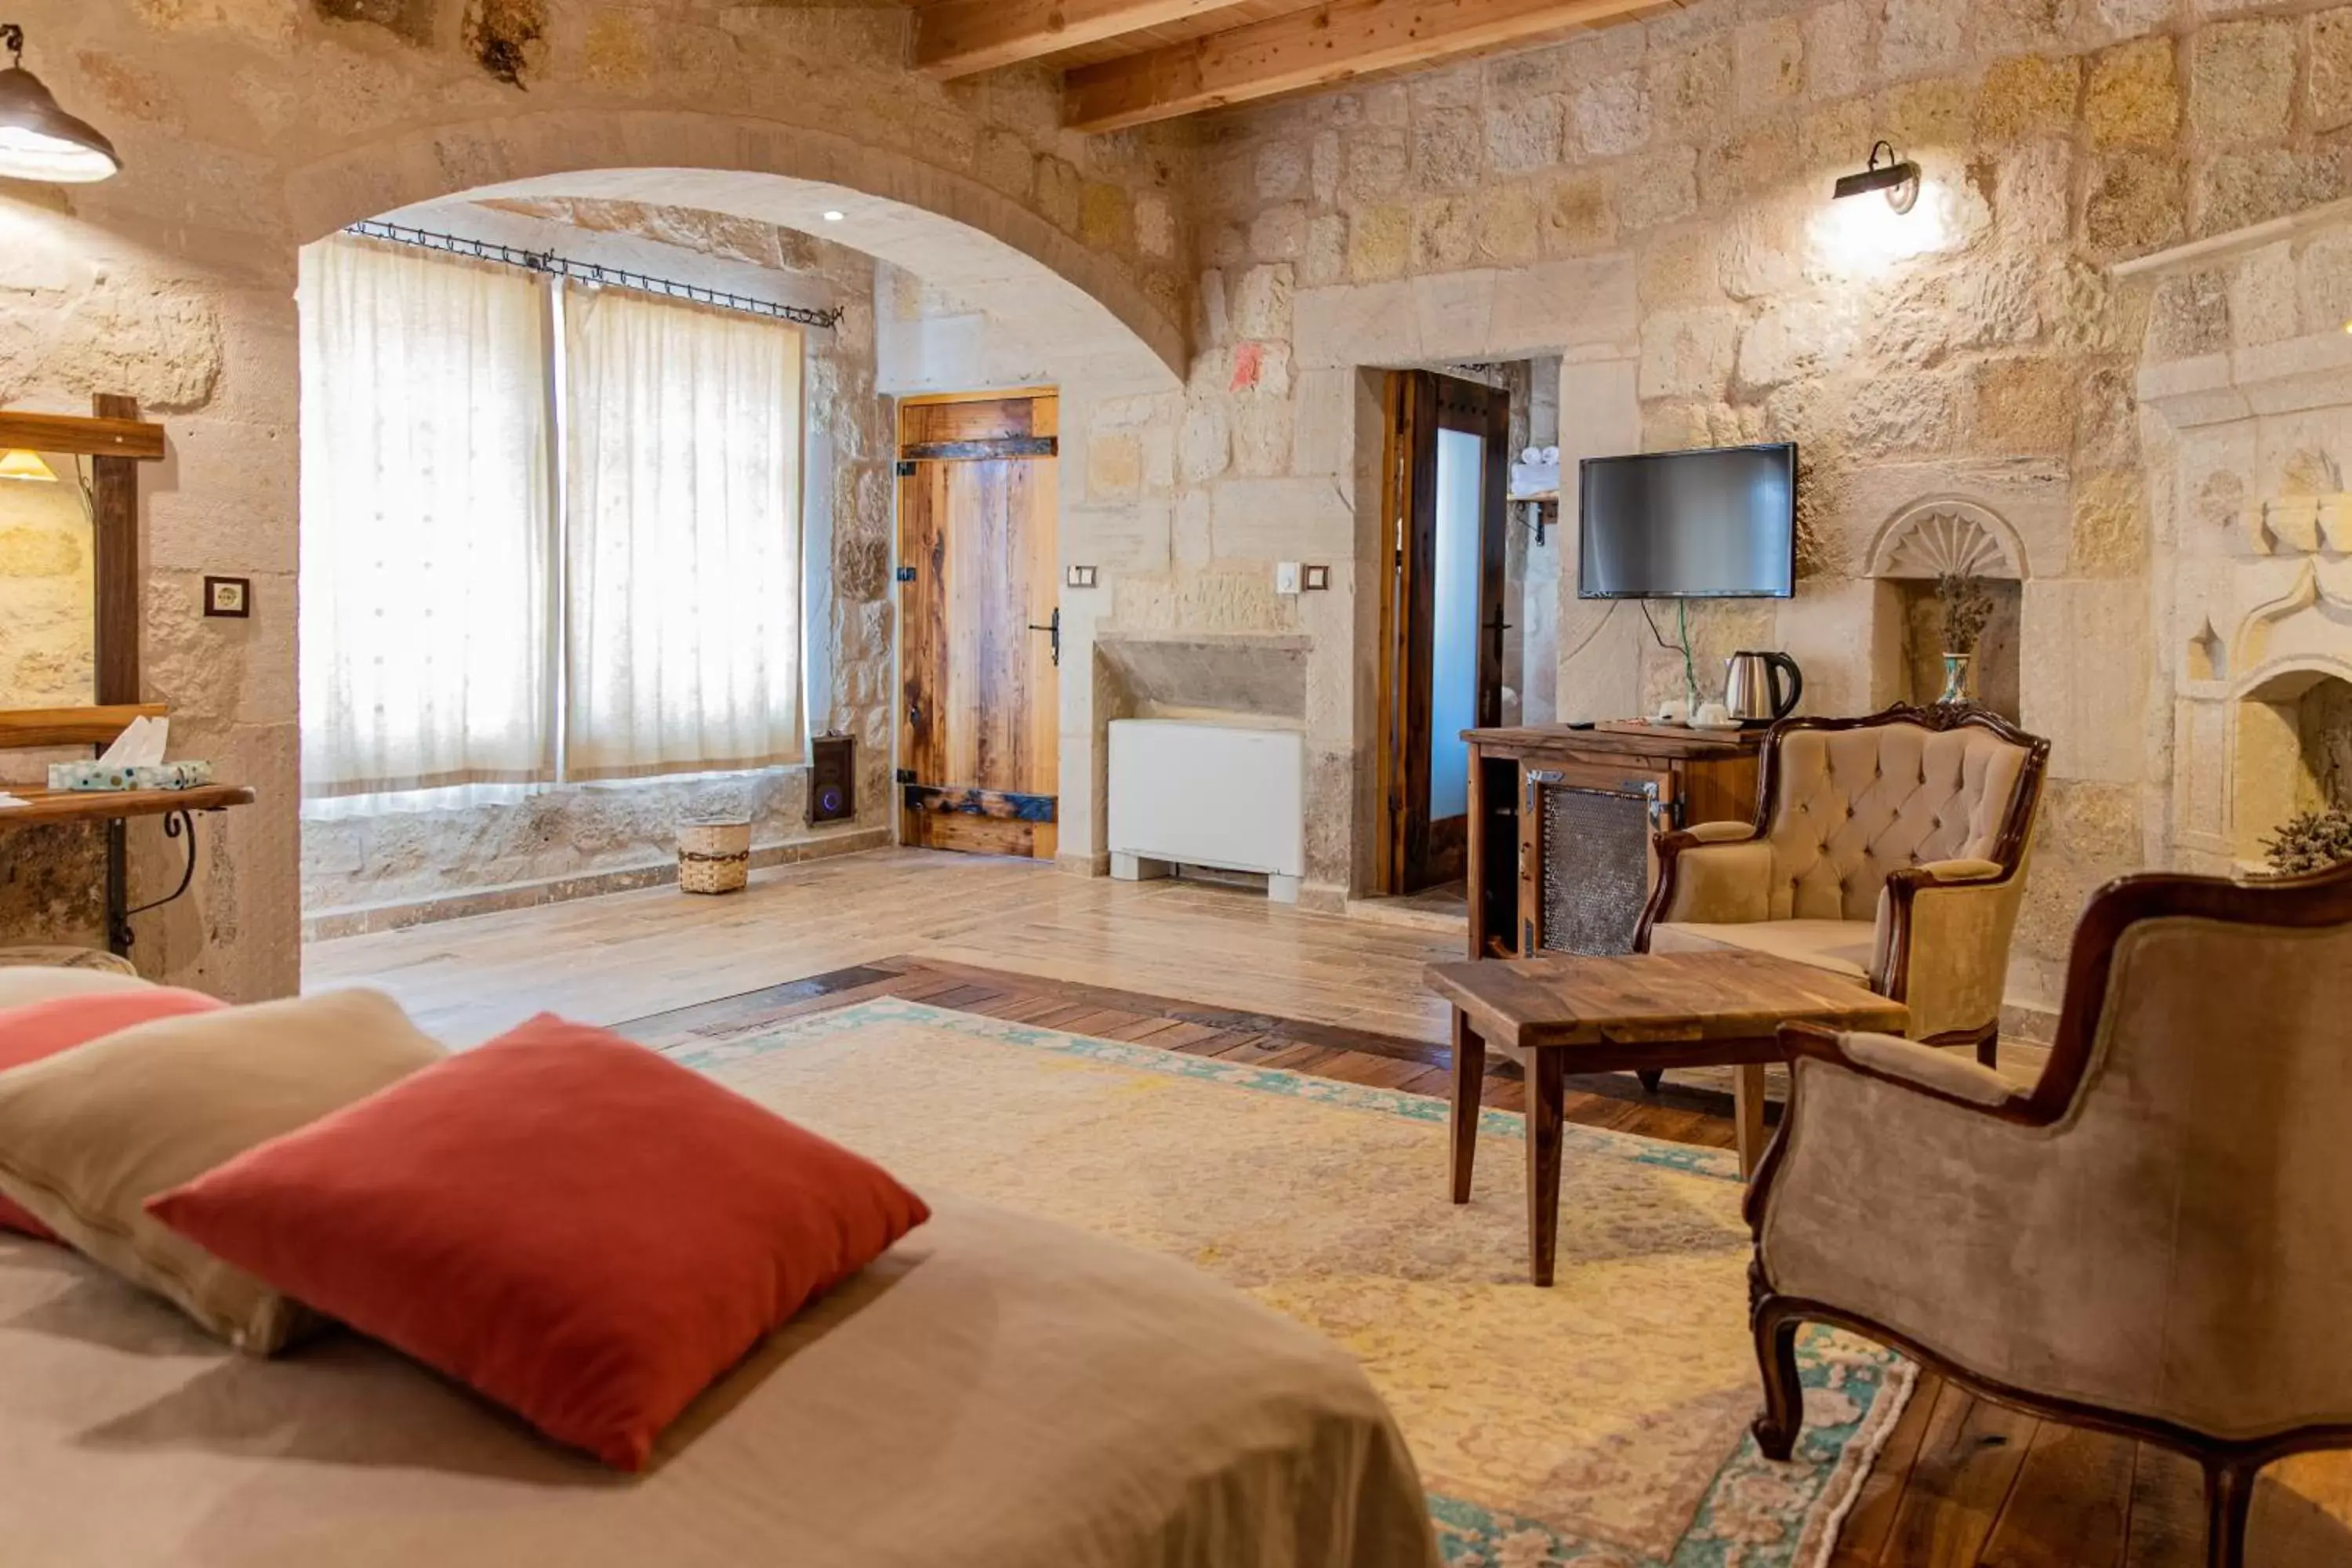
[1864,499,2030,716]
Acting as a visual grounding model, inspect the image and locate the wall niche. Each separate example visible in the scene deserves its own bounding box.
[1864,499,2029,719]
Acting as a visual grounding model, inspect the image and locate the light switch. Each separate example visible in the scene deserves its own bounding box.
[1275,561,1302,596]
[1302,564,1330,591]
[1066,564,1098,589]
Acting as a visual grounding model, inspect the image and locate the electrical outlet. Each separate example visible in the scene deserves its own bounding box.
[1276,561,1302,596]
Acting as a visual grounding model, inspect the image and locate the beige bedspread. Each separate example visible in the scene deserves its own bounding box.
[0,1200,1439,1568]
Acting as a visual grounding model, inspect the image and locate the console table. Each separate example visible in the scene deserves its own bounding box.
[1464,723,1763,961]
[0,706,255,954]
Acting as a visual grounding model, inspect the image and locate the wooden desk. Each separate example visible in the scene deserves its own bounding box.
[1425,949,1910,1287]
[1464,724,1762,961]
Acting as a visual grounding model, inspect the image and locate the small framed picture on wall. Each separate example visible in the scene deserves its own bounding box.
[203,575,252,619]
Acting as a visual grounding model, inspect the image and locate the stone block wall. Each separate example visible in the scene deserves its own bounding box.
[0,0,1190,1000]
[1050,0,2352,1017]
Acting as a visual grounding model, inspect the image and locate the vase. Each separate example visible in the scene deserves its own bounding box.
[1938,652,1973,706]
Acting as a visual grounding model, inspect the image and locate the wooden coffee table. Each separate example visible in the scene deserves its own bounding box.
[1425,948,1911,1287]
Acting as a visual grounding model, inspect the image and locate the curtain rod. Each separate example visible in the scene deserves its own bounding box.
[342,220,845,332]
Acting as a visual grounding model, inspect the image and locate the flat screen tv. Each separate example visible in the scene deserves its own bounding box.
[1578,442,1797,600]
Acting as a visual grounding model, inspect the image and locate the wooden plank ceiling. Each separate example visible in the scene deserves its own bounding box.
[911,0,1678,133]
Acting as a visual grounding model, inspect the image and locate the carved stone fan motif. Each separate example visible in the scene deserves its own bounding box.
[1867,500,2027,581]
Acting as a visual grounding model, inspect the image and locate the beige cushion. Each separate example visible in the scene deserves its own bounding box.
[0,989,445,1353]
[1650,918,1877,980]
[0,964,153,1008]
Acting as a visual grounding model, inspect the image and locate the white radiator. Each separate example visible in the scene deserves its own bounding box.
[1107,720,1305,903]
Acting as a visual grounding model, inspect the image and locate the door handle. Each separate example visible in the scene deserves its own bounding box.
[1027,606,1062,667]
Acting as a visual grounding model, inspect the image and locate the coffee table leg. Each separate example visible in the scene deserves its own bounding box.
[1735,1063,1768,1178]
[1524,1051,1565,1287]
[1450,1012,1485,1204]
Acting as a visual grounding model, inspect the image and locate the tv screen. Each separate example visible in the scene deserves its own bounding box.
[1578,443,1797,600]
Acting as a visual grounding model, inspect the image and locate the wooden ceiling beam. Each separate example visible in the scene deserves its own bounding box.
[1065,0,1661,132]
[913,0,1265,81]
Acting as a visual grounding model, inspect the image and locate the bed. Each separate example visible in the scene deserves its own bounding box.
[0,1199,1439,1568]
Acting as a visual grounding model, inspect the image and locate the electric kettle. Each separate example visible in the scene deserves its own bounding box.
[1724,652,1803,726]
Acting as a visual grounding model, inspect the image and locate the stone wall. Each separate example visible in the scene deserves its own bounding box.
[0,0,1190,1000]
[296,196,896,935]
[1054,0,2352,1018]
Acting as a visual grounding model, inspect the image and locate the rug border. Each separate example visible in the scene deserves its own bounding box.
[677,995,1751,1185]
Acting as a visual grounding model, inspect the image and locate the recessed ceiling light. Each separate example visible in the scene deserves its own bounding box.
[822,210,846,223]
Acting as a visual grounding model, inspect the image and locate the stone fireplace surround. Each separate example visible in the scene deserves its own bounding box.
[2126,198,2352,874]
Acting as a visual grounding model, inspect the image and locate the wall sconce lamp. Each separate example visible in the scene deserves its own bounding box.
[1833,141,1918,214]
[0,449,59,483]
[0,24,122,184]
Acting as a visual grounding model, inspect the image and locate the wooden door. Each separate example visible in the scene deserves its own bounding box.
[1378,372,1511,895]
[896,392,1061,860]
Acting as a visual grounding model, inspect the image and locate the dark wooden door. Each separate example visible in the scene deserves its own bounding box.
[1381,372,1510,894]
[896,392,1060,861]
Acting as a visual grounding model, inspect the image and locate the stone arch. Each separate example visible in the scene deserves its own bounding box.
[2233,560,2352,677]
[1864,495,2031,580]
[281,109,1184,390]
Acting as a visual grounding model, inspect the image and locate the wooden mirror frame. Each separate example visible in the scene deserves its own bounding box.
[0,395,165,706]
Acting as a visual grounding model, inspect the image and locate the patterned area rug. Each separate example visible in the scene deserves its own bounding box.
[677,997,1913,1568]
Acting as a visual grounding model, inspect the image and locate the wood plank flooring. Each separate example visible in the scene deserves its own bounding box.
[304,847,2351,1567]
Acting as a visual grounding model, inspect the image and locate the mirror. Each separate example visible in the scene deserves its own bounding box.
[0,448,96,708]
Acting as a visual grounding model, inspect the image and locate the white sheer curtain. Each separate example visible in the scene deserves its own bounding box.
[299,235,554,799]
[563,289,805,780]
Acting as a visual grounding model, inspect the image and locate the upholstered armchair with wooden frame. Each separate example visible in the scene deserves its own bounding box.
[1635,706,2050,1066]
[1747,860,2352,1568]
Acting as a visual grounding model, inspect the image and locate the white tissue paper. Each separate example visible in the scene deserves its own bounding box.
[104,716,169,768]
[0,793,27,810]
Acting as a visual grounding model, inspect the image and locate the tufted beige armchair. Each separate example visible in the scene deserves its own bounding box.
[1635,706,2049,1065]
[1748,860,2352,1568]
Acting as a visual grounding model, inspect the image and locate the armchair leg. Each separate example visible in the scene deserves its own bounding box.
[1749,1291,1805,1462]
[2201,1457,2258,1568]
[1635,1070,1664,1094]
[1976,1030,1999,1070]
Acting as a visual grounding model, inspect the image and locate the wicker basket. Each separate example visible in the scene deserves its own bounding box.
[677,819,753,896]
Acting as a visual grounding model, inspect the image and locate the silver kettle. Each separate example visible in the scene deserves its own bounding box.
[1724,652,1803,726]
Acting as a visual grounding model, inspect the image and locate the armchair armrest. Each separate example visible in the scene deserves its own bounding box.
[1780,1025,2020,1110]
[1872,859,2031,1041]
[1745,1022,2034,1232]
[1642,829,1775,935]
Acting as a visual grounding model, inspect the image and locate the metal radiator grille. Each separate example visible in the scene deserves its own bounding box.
[1537,783,1653,956]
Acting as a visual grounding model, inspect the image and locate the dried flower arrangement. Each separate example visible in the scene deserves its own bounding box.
[1936,572,1995,655]
[2263,808,2352,877]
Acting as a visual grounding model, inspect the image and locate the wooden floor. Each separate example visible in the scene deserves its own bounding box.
[307,848,2352,1567]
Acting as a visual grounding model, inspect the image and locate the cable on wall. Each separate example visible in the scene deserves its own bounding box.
[342,220,845,332]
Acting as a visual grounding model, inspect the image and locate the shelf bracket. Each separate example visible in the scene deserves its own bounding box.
[108,808,201,953]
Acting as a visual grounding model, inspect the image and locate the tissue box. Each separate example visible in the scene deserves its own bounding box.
[48,760,216,793]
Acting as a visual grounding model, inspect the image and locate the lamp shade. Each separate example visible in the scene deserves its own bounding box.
[0,64,121,184]
[0,449,60,483]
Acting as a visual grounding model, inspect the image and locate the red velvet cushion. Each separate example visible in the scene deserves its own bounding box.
[0,988,227,1240]
[147,1014,928,1469]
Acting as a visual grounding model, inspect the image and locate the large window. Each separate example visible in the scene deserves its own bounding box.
[299,234,805,802]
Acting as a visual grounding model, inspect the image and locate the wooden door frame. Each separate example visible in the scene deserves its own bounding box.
[1375,370,1512,896]
[893,387,1062,861]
